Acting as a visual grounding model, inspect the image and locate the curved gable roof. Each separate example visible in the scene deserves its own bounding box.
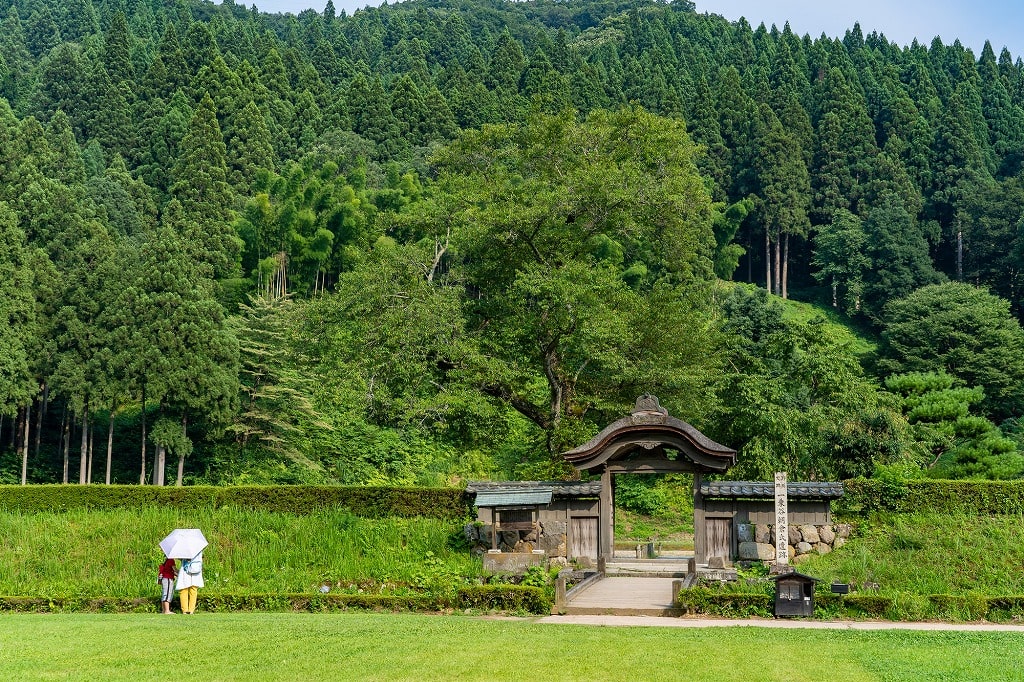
[562,395,736,473]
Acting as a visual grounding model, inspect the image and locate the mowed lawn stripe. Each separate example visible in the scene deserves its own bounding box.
[4,613,1023,681]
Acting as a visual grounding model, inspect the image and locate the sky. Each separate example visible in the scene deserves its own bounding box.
[244,0,1024,60]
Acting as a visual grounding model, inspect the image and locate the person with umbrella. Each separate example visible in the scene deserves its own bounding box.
[176,550,204,614]
[159,529,207,615]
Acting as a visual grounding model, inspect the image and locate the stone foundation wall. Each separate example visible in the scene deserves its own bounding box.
[736,522,852,564]
[464,520,568,558]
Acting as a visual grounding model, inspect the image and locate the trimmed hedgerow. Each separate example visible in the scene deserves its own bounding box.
[456,585,551,614]
[0,485,471,519]
[675,588,772,618]
[0,588,551,615]
[838,479,1024,516]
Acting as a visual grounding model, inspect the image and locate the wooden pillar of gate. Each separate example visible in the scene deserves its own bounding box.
[600,469,613,562]
[693,472,705,565]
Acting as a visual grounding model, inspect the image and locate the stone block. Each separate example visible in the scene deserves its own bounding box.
[513,540,535,553]
[738,542,761,561]
[792,553,812,565]
[755,524,771,544]
[499,530,520,548]
[463,524,478,543]
[815,542,831,555]
[542,520,567,536]
[799,525,820,544]
[523,528,539,543]
[818,526,835,545]
[738,542,775,561]
[736,523,754,543]
[836,523,852,539]
[537,533,566,557]
[795,541,813,555]
[479,525,494,545]
[788,526,802,546]
[482,551,545,575]
[834,537,846,549]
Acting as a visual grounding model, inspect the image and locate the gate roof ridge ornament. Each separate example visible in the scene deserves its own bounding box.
[562,394,736,473]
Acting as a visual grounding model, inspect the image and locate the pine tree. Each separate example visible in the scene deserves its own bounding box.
[226,100,275,190]
[25,8,61,58]
[170,93,241,280]
[103,11,135,94]
[753,103,811,298]
[0,202,38,425]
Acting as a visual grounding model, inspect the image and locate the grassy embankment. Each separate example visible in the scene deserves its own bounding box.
[2,612,1022,681]
[0,507,476,598]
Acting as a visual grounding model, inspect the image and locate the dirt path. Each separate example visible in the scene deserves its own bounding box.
[531,614,1024,631]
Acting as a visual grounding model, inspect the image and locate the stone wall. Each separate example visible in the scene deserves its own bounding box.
[464,520,568,558]
[736,522,852,564]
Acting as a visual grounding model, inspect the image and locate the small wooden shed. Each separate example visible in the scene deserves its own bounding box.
[468,481,603,561]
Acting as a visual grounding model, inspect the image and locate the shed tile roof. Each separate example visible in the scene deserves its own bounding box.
[700,481,844,499]
[466,480,602,503]
[474,490,552,507]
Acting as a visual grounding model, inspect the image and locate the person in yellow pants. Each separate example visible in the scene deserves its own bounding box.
[176,552,204,614]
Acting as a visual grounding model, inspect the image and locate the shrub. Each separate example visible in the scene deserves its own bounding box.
[0,485,471,519]
[838,478,1024,515]
[456,585,551,614]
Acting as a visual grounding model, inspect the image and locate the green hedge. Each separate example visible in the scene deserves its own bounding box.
[675,590,1024,622]
[839,479,1024,516]
[0,588,552,615]
[456,585,551,614]
[0,485,471,519]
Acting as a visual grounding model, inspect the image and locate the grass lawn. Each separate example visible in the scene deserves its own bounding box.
[2,612,1023,681]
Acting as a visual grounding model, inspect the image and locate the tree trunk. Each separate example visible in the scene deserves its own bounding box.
[61,408,69,484]
[140,383,147,485]
[956,227,963,281]
[782,233,790,300]
[772,237,781,296]
[832,278,838,307]
[34,383,47,458]
[79,411,89,484]
[764,231,771,292]
[155,444,166,486]
[87,422,95,484]
[20,403,30,485]
[176,415,188,487]
[106,410,115,485]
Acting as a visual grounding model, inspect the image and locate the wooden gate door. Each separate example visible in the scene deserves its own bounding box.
[570,517,599,560]
[706,518,732,564]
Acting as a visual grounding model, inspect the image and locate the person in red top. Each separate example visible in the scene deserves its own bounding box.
[158,557,177,614]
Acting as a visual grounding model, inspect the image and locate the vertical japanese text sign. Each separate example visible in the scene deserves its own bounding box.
[774,472,788,565]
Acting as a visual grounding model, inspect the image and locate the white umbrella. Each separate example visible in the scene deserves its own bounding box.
[159,529,208,559]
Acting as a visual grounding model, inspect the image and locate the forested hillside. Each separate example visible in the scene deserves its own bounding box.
[1,0,1024,486]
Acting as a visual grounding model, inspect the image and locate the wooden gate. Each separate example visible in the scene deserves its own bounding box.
[706,517,732,564]
[570,517,599,560]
